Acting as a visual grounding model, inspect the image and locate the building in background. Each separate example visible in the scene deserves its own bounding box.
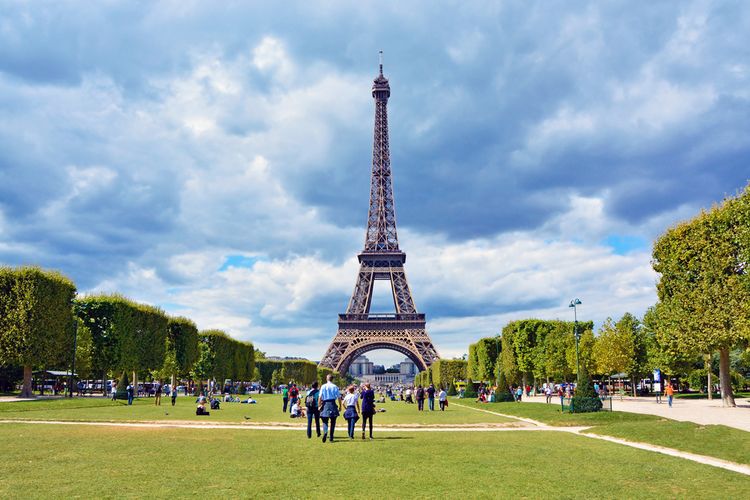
[349,357,417,386]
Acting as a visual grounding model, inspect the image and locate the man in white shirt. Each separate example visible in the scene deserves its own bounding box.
[318,374,342,443]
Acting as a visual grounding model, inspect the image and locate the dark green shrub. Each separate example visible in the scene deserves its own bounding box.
[570,396,602,413]
[463,379,477,398]
[115,372,129,400]
[576,368,598,398]
[447,379,457,396]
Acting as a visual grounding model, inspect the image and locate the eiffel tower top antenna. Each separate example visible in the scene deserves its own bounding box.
[379,50,383,75]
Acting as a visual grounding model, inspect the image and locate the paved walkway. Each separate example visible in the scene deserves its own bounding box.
[522,394,750,432]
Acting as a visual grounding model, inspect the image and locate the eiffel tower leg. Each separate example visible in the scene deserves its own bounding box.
[390,269,416,314]
[346,265,374,314]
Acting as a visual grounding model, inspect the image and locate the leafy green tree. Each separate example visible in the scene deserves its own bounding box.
[166,317,199,385]
[653,186,750,406]
[566,327,596,377]
[0,267,77,397]
[467,337,499,382]
[430,359,467,390]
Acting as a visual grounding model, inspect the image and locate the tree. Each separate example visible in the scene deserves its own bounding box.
[0,267,77,397]
[74,295,169,393]
[467,337,499,383]
[652,186,750,407]
[166,317,199,385]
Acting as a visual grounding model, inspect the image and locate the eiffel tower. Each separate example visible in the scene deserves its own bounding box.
[320,54,440,374]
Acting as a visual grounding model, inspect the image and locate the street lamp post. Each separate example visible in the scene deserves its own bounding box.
[569,298,582,385]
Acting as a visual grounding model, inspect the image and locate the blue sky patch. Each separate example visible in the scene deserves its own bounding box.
[604,235,648,255]
[219,255,259,271]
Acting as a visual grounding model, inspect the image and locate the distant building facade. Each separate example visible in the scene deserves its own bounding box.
[349,357,417,385]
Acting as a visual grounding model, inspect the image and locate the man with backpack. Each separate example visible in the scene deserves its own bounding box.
[305,381,321,439]
[416,385,425,411]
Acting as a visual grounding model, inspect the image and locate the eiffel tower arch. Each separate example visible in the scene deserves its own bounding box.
[320,54,440,374]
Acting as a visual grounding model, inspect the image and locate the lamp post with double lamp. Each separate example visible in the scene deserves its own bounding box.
[568,298,582,386]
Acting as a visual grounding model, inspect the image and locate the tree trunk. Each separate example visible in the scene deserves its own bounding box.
[705,355,713,401]
[20,365,33,398]
[632,376,637,397]
[522,372,528,389]
[132,371,138,399]
[171,374,176,390]
[718,348,735,407]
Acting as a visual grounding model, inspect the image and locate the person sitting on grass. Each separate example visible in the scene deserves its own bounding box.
[196,401,210,416]
[290,400,305,418]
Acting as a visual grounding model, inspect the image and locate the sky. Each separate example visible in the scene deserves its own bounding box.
[1,1,749,366]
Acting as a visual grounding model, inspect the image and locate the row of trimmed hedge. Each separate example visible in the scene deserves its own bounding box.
[0,267,259,395]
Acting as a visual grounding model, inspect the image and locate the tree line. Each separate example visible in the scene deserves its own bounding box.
[416,184,750,407]
[0,268,256,397]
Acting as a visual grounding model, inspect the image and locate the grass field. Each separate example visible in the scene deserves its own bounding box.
[457,400,750,465]
[2,423,749,499]
[0,395,516,425]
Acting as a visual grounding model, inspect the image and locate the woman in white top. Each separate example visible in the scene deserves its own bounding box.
[342,385,361,439]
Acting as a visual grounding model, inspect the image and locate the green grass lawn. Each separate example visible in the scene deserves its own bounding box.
[457,400,662,426]
[587,420,750,465]
[458,400,750,465]
[0,394,516,425]
[1,423,748,499]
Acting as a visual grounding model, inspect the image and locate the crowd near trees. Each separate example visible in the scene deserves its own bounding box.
[417,184,750,408]
[0,268,263,396]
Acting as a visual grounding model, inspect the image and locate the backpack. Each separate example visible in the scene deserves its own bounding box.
[305,389,318,409]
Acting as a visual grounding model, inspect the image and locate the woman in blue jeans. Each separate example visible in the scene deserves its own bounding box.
[360,382,375,439]
[342,385,360,439]
[305,382,321,439]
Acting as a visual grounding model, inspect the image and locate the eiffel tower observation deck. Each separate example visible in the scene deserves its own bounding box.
[319,54,440,374]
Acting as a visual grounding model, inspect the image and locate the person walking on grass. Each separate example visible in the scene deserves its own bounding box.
[438,387,447,411]
[664,382,675,408]
[361,382,375,440]
[111,381,117,401]
[319,374,341,443]
[126,383,134,405]
[154,381,162,406]
[171,386,178,406]
[305,382,321,439]
[427,383,436,411]
[343,385,360,440]
[281,384,289,413]
[416,385,425,411]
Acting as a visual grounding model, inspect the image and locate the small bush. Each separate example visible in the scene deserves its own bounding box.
[115,372,129,400]
[570,396,602,413]
[447,380,457,396]
[463,379,477,398]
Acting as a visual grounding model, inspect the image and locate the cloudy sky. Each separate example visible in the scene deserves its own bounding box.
[1,1,748,366]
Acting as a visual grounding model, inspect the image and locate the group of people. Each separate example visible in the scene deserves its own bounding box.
[285,375,378,442]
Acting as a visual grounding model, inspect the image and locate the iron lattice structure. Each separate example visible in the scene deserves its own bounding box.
[319,59,440,374]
